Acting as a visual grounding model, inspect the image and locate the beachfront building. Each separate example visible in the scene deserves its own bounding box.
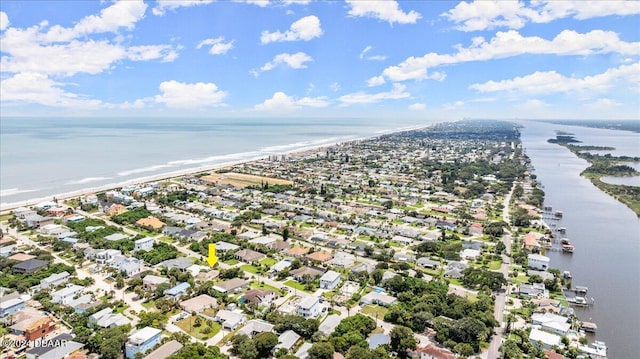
[297,296,321,318]
[319,270,341,290]
[134,237,155,251]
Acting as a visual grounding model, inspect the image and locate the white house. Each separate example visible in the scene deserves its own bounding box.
[529,328,562,350]
[528,254,550,271]
[40,271,70,289]
[214,310,246,330]
[134,237,155,252]
[125,327,162,359]
[319,270,341,290]
[297,296,321,318]
[531,313,571,335]
[52,284,84,305]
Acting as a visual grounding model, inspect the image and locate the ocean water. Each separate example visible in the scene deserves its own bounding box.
[0,117,430,207]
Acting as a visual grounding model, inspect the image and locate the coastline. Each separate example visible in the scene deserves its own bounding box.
[0,124,428,213]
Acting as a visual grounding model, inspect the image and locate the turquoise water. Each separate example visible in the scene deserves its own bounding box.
[0,117,430,206]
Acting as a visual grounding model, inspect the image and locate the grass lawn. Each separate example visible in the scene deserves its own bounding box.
[158,236,175,243]
[141,300,156,310]
[284,280,309,292]
[240,264,260,274]
[259,257,277,267]
[510,274,529,285]
[113,304,129,314]
[250,281,281,293]
[323,291,337,299]
[360,304,388,319]
[175,315,221,340]
[550,291,568,307]
[224,259,239,265]
[203,308,217,317]
[486,260,502,270]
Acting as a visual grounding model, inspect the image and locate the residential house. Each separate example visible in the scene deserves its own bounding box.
[164,282,190,299]
[242,289,277,307]
[318,314,341,335]
[524,232,544,251]
[297,296,321,318]
[413,344,456,359]
[95,249,121,264]
[460,248,481,260]
[25,333,84,359]
[319,270,341,290]
[107,204,128,216]
[40,271,70,289]
[295,343,313,359]
[215,241,240,252]
[143,340,183,359]
[329,252,356,268]
[360,292,397,306]
[367,333,390,349]
[179,294,218,313]
[10,309,56,341]
[391,235,413,246]
[89,308,131,328]
[531,313,571,335]
[142,275,170,291]
[0,296,25,317]
[235,248,266,263]
[529,328,562,350]
[291,267,324,283]
[416,257,440,269]
[237,319,275,337]
[275,330,301,352]
[113,256,143,277]
[214,310,246,330]
[518,283,548,298]
[528,254,550,271]
[134,237,155,252]
[213,278,247,294]
[51,284,84,305]
[270,259,292,274]
[286,246,309,257]
[306,251,333,262]
[156,257,193,272]
[104,233,129,242]
[125,327,162,359]
[12,259,48,274]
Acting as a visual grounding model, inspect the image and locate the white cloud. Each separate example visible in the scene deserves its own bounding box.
[243,0,270,6]
[443,100,464,110]
[0,72,102,108]
[359,45,387,61]
[154,80,227,108]
[367,76,386,87]
[259,52,313,72]
[0,11,10,31]
[338,83,410,106]
[470,62,640,94]
[443,0,640,32]
[254,91,328,111]
[280,0,311,5]
[260,15,322,44]
[378,29,640,83]
[329,82,341,92]
[44,0,148,41]
[409,102,426,110]
[128,45,179,62]
[588,98,622,108]
[153,0,215,16]
[197,37,234,55]
[346,0,421,25]
[516,99,549,110]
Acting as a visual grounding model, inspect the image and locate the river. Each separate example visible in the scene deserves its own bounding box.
[519,120,640,358]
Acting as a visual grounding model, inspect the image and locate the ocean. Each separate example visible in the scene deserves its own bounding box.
[0,117,430,208]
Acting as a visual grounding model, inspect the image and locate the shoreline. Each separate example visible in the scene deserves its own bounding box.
[0,124,428,213]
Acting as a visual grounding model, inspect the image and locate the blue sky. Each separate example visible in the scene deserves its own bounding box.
[1,0,638,119]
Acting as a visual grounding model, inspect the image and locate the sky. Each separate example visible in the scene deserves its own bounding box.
[1,0,639,119]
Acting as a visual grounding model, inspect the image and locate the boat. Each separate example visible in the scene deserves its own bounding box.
[562,244,574,253]
[557,226,566,233]
[561,238,571,245]
[554,210,563,218]
[563,271,572,279]
[543,205,553,212]
[581,321,598,333]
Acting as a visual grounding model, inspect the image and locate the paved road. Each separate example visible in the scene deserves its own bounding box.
[485,182,517,359]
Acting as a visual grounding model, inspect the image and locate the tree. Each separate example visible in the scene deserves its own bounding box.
[254,332,278,358]
[308,342,335,359]
[371,269,384,285]
[137,311,168,329]
[231,335,257,359]
[283,227,290,241]
[167,343,226,359]
[389,325,417,358]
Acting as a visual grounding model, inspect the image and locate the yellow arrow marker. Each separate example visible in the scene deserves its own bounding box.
[207,243,218,267]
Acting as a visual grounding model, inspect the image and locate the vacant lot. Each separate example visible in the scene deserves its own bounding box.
[175,315,221,340]
[202,172,293,188]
